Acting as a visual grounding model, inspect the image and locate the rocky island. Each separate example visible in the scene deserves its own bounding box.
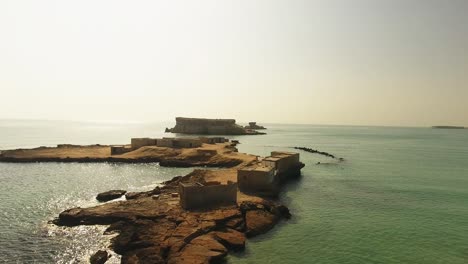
[0,137,248,167]
[165,117,265,135]
[244,122,266,130]
[432,126,465,129]
[1,136,304,264]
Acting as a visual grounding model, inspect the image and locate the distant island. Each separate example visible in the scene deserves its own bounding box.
[166,117,266,135]
[244,122,267,130]
[432,126,465,129]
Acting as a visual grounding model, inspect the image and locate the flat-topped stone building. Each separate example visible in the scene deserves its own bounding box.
[179,181,237,210]
[131,138,157,150]
[237,165,276,193]
[237,151,304,195]
[110,137,229,156]
[166,117,265,135]
[262,151,300,173]
[129,137,228,150]
[158,137,202,148]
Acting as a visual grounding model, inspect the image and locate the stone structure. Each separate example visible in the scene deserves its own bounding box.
[130,137,203,149]
[179,181,237,210]
[262,151,300,174]
[238,151,303,194]
[157,137,203,148]
[200,137,228,144]
[131,138,157,150]
[166,117,265,135]
[110,145,132,155]
[244,122,266,130]
[237,166,276,193]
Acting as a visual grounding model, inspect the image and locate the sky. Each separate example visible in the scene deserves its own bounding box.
[1,0,467,126]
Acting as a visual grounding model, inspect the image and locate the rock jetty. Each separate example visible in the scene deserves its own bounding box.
[166,117,265,135]
[293,146,344,161]
[432,126,465,129]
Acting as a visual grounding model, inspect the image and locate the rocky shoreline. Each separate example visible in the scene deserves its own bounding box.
[53,169,295,264]
[5,140,305,263]
[0,143,251,168]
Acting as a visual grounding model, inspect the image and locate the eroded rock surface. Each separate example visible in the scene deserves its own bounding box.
[90,250,110,264]
[96,190,127,202]
[53,176,289,264]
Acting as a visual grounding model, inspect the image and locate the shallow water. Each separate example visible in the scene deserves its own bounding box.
[0,120,467,263]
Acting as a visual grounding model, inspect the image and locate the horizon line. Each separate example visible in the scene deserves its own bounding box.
[0,117,465,129]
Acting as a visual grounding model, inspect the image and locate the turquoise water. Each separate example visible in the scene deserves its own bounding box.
[0,120,467,263]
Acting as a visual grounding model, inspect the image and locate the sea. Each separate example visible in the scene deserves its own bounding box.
[0,119,467,264]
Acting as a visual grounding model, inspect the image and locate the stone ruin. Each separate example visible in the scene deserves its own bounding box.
[110,137,230,156]
[237,151,303,195]
[179,181,238,210]
[166,117,265,135]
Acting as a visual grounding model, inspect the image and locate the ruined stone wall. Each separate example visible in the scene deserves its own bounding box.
[261,159,276,168]
[131,138,157,150]
[156,138,173,147]
[169,117,247,135]
[173,138,202,148]
[237,168,275,192]
[200,137,228,144]
[271,153,300,173]
[110,146,132,155]
[179,182,237,210]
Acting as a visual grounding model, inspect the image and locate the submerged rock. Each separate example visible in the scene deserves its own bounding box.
[96,190,127,202]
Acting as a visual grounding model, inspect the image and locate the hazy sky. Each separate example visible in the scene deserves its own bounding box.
[1,0,467,126]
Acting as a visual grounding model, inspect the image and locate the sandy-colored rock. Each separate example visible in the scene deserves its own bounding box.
[244,210,278,237]
[212,229,246,250]
[96,190,126,202]
[48,141,304,263]
[121,247,165,264]
[167,234,227,264]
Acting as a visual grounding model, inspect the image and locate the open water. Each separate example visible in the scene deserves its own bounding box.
[0,119,467,263]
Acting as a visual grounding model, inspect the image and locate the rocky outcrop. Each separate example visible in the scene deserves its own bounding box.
[90,250,109,264]
[53,173,291,264]
[48,144,304,263]
[54,199,286,264]
[0,142,251,167]
[244,122,266,130]
[166,117,265,135]
[96,190,127,202]
[125,186,161,200]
